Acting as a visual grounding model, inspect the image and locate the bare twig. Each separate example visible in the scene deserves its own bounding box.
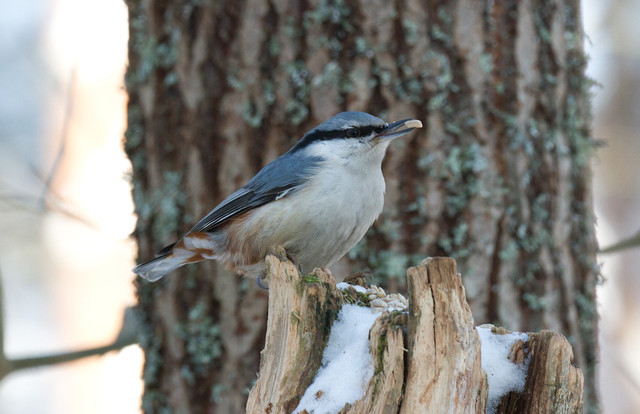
[0,291,138,382]
[39,64,77,209]
[4,334,136,376]
[599,230,640,254]
[0,187,97,229]
[0,61,97,229]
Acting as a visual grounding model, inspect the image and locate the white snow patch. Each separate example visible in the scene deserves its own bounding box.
[477,325,530,414]
[336,282,367,293]
[293,305,380,414]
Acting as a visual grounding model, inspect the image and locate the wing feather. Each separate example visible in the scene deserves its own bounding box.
[189,151,322,233]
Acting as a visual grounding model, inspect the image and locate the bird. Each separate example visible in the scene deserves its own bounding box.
[133,111,422,284]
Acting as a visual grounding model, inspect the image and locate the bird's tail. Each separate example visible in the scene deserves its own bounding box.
[133,252,186,282]
[134,234,215,281]
[133,244,194,282]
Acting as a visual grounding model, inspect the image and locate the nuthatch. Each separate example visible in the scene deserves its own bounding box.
[133,111,422,283]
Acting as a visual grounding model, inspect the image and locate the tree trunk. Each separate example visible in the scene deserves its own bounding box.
[124,0,598,412]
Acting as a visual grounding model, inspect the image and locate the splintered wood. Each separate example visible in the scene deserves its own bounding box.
[401,258,488,413]
[495,330,584,413]
[245,249,342,414]
[246,255,584,414]
[340,313,406,414]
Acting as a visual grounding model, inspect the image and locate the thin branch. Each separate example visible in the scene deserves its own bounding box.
[0,304,138,382]
[39,64,77,209]
[0,64,98,229]
[0,62,98,228]
[5,336,137,375]
[599,230,640,254]
[44,196,99,230]
[0,172,98,231]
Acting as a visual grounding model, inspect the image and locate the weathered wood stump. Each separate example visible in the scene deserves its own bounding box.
[246,253,584,414]
[245,251,342,413]
[495,329,584,413]
[401,258,487,413]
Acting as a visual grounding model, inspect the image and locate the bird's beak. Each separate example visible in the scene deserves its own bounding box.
[374,119,423,142]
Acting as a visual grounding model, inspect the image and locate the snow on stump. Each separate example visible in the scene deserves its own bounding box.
[246,253,584,414]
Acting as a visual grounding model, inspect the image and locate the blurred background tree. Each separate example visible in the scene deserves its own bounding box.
[124,0,599,412]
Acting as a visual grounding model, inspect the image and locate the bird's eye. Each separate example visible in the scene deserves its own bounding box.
[346,128,360,138]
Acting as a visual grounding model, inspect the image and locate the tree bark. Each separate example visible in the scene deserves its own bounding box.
[124,0,598,411]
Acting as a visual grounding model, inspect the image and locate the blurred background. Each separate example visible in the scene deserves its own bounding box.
[0,0,637,413]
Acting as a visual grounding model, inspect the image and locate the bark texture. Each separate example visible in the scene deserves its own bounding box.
[124,0,598,411]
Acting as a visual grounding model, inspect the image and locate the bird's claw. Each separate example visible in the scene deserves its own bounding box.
[270,248,304,274]
[256,272,269,290]
[285,251,304,274]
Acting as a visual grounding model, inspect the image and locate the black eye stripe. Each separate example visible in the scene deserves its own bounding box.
[292,124,387,151]
[306,125,384,140]
[357,125,387,137]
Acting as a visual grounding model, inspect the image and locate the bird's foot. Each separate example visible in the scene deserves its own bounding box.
[269,247,304,274]
[256,272,269,290]
[286,251,304,274]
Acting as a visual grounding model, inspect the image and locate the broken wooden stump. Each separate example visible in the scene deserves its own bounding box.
[340,312,406,414]
[401,257,488,413]
[246,254,584,414]
[245,249,342,414]
[494,329,584,413]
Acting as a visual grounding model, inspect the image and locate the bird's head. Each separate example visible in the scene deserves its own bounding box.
[292,112,422,165]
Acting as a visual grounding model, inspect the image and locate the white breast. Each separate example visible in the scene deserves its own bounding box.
[289,160,385,268]
[229,139,390,274]
[246,141,386,272]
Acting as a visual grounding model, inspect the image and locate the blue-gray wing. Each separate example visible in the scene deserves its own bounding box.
[189,151,322,233]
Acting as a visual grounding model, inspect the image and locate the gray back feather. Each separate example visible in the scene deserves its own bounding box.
[189,149,322,233]
[189,112,382,233]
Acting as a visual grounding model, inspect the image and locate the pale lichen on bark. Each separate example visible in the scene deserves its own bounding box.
[124,0,599,411]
